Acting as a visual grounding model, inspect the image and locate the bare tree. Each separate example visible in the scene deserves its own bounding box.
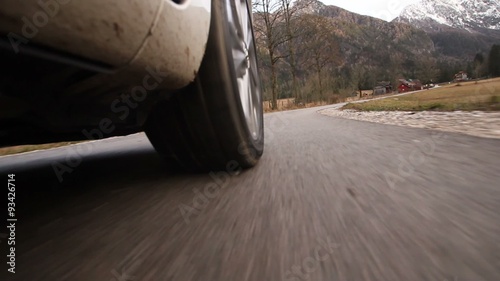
[299,14,340,101]
[389,54,404,84]
[416,57,439,84]
[253,0,288,110]
[280,0,315,103]
[350,63,372,98]
[281,0,299,103]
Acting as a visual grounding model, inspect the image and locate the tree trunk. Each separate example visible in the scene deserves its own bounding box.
[316,59,323,101]
[290,50,298,102]
[271,62,278,110]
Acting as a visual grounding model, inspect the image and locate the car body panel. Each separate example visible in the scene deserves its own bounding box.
[0,0,211,89]
[129,0,212,89]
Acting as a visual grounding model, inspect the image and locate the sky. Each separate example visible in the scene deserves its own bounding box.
[321,0,421,21]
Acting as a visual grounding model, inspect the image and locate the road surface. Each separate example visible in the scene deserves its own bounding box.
[1,105,499,281]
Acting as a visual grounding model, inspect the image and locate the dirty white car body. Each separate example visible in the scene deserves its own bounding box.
[2,0,211,89]
[0,0,264,170]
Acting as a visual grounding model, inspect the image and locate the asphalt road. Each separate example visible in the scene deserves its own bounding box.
[1,105,499,281]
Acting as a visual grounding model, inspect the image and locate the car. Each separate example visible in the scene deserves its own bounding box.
[0,0,264,171]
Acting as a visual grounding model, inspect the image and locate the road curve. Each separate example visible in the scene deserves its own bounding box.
[1,106,499,281]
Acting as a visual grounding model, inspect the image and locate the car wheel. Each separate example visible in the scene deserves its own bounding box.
[145,0,264,171]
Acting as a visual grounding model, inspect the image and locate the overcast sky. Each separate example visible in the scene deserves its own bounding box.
[321,0,421,21]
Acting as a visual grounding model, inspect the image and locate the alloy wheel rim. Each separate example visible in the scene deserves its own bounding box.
[226,0,262,141]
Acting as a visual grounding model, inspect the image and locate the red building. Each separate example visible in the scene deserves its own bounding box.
[398,83,411,93]
[398,79,422,93]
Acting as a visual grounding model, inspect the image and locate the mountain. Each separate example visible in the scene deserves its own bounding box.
[292,0,435,71]
[395,0,500,32]
[254,0,499,102]
[254,0,441,101]
[316,3,435,64]
[393,0,500,60]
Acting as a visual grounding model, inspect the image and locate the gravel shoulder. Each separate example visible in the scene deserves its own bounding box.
[320,108,500,139]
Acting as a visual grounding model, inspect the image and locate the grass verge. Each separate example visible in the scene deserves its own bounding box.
[343,78,500,112]
[0,141,83,157]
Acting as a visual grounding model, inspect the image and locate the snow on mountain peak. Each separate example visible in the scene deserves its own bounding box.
[395,0,500,31]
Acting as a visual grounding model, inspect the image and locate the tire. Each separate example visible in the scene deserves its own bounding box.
[144,0,264,172]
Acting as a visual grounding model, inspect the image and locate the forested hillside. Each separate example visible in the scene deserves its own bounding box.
[254,0,499,109]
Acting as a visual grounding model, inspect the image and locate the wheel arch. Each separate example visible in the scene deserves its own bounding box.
[128,0,213,90]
